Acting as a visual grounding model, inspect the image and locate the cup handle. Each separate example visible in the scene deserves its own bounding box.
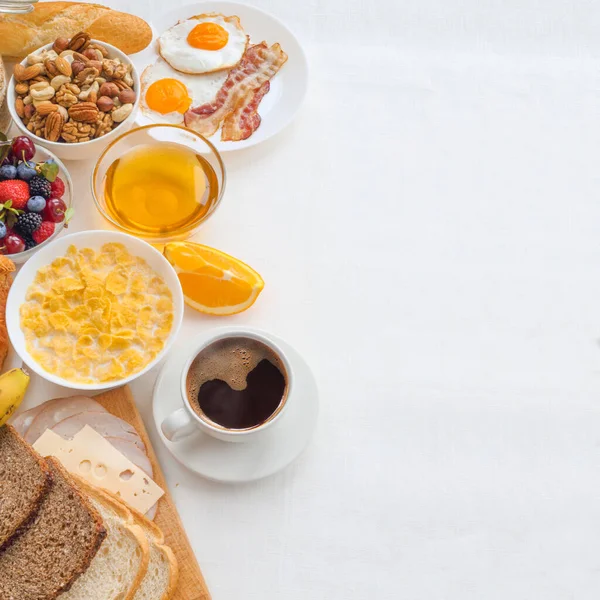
[161,408,198,442]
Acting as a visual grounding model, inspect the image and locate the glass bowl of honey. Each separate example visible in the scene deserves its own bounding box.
[91,124,225,243]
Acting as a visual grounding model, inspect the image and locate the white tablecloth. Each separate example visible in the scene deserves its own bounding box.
[11,0,600,597]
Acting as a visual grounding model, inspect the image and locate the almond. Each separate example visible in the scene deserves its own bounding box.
[36,101,59,116]
[15,82,29,95]
[55,56,72,77]
[14,97,24,118]
[14,63,43,82]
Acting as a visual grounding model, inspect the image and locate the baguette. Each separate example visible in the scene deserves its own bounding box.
[0,2,152,58]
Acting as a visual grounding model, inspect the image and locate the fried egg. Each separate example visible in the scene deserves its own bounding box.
[158,14,248,74]
[140,58,228,124]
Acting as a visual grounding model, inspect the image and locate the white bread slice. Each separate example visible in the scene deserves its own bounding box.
[60,479,150,600]
[131,508,179,600]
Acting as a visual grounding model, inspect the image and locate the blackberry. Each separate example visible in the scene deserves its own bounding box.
[23,235,36,251]
[16,212,42,235]
[28,175,51,199]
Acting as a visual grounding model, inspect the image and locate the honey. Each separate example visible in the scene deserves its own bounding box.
[103,143,220,239]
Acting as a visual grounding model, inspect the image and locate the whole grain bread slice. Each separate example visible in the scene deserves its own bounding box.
[0,457,106,600]
[0,423,51,548]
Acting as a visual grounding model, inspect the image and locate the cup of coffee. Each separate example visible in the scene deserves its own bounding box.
[161,328,292,443]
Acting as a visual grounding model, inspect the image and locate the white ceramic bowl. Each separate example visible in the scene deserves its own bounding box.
[7,230,184,391]
[4,144,73,264]
[8,40,141,161]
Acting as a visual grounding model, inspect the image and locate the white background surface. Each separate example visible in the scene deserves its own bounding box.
[9,0,600,598]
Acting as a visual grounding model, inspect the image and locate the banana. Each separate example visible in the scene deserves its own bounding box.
[0,368,30,427]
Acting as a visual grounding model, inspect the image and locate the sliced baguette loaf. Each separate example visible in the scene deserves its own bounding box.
[0,424,51,548]
[131,507,179,600]
[0,457,106,600]
[61,478,150,600]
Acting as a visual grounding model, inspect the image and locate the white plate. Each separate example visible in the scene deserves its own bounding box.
[134,1,308,152]
[152,328,319,482]
[7,230,184,391]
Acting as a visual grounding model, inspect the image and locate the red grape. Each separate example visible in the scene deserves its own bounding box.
[4,233,25,254]
[11,136,35,162]
[42,197,67,223]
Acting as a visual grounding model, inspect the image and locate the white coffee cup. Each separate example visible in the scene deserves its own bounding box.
[161,327,292,443]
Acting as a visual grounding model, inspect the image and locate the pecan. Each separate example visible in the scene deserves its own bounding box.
[44,111,65,142]
[113,80,132,92]
[36,101,59,116]
[94,112,113,138]
[14,63,44,82]
[68,31,90,52]
[44,59,59,77]
[55,56,72,77]
[56,83,80,107]
[72,52,90,64]
[26,113,47,138]
[14,97,25,118]
[87,60,103,73]
[15,82,29,95]
[62,120,96,143]
[53,37,69,54]
[75,66,99,86]
[68,101,99,122]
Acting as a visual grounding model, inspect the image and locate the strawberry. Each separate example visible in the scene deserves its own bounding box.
[0,180,30,210]
[50,176,65,199]
[32,221,55,244]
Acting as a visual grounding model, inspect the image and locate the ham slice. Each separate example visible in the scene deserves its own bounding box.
[10,405,44,436]
[51,412,146,452]
[184,42,287,138]
[105,436,153,477]
[24,396,108,444]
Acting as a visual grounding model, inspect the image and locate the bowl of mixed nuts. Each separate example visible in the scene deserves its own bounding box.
[7,31,141,161]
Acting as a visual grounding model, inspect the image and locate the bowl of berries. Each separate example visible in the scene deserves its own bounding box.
[0,134,73,263]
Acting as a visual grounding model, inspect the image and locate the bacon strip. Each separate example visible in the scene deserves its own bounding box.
[184,42,287,138]
[221,80,270,141]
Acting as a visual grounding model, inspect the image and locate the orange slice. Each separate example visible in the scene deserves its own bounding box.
[163,242,264,315]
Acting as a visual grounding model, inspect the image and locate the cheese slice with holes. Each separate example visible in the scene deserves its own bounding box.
[33,425,164,514]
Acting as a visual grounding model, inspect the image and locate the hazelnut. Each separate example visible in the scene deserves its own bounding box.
[71,61,86,76]
[118,89,136,104]
[83,48,102,61]
[23,104,35,120]
[99,82,119,98]
[96,96,114,112]
[52,37,69,54]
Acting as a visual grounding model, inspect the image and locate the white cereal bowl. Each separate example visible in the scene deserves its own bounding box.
[8,40,141,161]
[7,230,184,391]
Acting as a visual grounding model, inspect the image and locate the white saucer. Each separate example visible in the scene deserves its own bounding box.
[134,1,309,152]
[152,329,318,483]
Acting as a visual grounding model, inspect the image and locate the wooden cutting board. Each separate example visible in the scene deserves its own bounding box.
[95,385,211,600]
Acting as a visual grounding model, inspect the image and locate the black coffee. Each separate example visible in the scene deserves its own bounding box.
[186,337,287,430]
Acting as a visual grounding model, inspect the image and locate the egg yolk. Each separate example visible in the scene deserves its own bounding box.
[145,78,192,114]
[187,22,229,50]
